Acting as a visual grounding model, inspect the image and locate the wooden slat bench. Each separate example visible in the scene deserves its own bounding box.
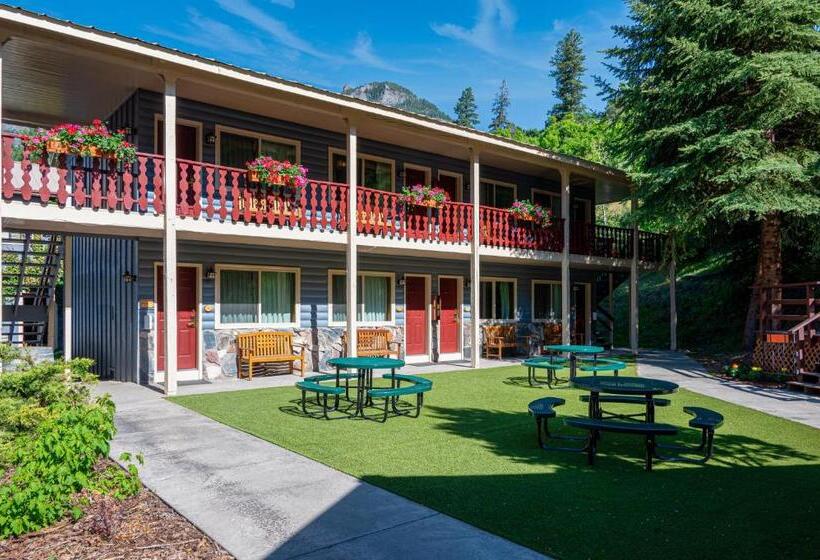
[236,331,306,380]
[341,328,402,358]
[482,325,532,359]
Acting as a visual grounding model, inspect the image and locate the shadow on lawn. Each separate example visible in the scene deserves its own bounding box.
[424,404,817,468]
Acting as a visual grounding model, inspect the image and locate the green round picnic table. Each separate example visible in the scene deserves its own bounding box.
[571,376,678,422]
[326,357,405,417]
[544,344,605,379]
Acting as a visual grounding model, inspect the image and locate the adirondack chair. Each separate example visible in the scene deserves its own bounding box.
[236,331,306,380]
[341,328,402,358]
[482,324,533,359]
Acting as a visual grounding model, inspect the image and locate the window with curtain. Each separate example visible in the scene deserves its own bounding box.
[219,130,298,168]
[218,267,298,326]
[329,272,393,324]
[533,281,561,321]
[480,181,516,208]
[330,151,394,191]
[479,278,516,320]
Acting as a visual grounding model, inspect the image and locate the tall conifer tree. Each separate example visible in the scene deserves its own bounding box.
[549,29,587,119]
[490,80,511,133]
[454,87,480,128]
[603,0,820,346]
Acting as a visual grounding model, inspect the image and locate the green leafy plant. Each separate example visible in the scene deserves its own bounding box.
[21,120,137,163]
[0,347,141,538]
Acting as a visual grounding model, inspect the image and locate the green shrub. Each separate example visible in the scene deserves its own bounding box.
[0,348,141,538]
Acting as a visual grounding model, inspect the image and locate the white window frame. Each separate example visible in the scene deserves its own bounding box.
[153,114,203,162]
[437,169,463,202]
[327,269,396,327]
[479,178,517,207]
[479,276,517,322]
[403,163,431,187]
[215,124,301,168]
[531,279,562,323]
[215,264,301,329]
[328,147,396,191]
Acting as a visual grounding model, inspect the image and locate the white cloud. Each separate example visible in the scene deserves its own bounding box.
[351,32,407,73]
[270,0,295,7]
[145,8,267,57]
[430,0,516,55]
[214,0,339,62]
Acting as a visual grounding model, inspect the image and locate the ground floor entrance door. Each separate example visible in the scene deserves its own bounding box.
[405,275,428,360]
[157,265,198,372]
[571,283,589,345]
[438,277,461,358]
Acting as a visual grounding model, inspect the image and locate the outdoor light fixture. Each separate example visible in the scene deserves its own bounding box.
[206,267,216,280]
[122,271,137,284]
[205,132,216,145]
[397,275,405,288]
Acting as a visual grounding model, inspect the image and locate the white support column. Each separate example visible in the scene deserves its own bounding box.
[63,237,72,360]
[469,148,481,368]
[345,121,358,357]
[162,74,178,396]
[669,237,677,351]
[629,194,639,354]
[560,168,571,345]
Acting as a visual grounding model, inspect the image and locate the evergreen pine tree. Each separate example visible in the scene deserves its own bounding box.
[490,80,511,133]
[454,87,480,128]
[549,29,586,119]
[603,0,820,347]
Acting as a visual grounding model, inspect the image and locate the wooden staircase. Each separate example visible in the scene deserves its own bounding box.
[753,281,820,394]
[1,231,63,347]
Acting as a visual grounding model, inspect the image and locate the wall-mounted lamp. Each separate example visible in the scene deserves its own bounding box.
[206,267,216,280]
[205,132,216,145]
[122,271,137,284]
[465,278,471,291]
[397,275,405,289]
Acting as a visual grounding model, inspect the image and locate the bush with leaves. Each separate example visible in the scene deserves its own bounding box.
[0,349,141,538]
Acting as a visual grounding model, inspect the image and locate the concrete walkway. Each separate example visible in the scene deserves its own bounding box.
[638,350,820,429]
[104,382,547,560]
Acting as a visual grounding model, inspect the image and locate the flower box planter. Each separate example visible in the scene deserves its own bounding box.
[22,120,136,163]
[408,199,443,209]
[514,214,537,223]
[46,140,69,154]
[246,157,307,190]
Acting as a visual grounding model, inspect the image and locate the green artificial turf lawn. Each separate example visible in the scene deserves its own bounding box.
[171,364,820,560]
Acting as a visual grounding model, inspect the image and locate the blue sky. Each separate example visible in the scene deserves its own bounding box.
[18,0,630,129]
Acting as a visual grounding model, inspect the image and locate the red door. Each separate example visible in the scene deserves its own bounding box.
[157,123,198,161]
[157,266,198,371]
[405,276,427,356]
[438,174,459,202]
[439,278,459,354]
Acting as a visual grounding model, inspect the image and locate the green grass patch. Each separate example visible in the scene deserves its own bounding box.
[171,365,819,560]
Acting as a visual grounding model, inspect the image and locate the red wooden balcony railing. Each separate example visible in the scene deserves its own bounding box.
[478,205,563,252]
[356,187,473,243]
[1,134,165,213]
[175,159,348,232]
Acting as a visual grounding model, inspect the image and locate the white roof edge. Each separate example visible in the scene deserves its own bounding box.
[0,4,630,184]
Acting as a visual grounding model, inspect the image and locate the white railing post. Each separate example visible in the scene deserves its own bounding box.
[470,147,480,368]
[560,168,571,345]
[345,120,358,357]
[162,73,178,395]
[63,236,72,360]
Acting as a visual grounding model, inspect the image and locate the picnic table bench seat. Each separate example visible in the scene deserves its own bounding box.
[565,417,678,471]
[367,374,432,422]
[523,358,567,387]
[655,407,724,464]
[578,359,627,375]
[296,373,354,419]
[579,395,671,406]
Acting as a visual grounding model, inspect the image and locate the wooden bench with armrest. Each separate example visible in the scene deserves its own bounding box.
[482,324,533,359]
[340,328,402,358]
[236,331,306,380]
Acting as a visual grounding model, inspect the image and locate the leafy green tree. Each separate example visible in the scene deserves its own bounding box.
[490,80,511,133]
[454,87,480,128]
[602,0,820,347]
[549,29,587,119]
